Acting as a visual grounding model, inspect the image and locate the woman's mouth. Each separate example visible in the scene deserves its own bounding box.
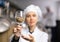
[30,21,34,24]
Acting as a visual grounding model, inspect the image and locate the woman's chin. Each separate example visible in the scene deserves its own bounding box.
[29,24,35,27]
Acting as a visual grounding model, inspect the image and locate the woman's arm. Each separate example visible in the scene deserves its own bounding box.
[10,25,22,42]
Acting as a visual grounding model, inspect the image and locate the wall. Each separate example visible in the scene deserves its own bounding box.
[57,2,60,20]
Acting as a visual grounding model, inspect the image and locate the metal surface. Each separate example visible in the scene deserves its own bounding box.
[0,18,11,33]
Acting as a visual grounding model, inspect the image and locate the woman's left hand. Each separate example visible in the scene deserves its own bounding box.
[21,34,35,42]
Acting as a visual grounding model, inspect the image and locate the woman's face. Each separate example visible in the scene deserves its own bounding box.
[25,11,38,27]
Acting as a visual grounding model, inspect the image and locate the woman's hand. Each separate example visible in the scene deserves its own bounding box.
[21,34,35,42]
[13,25,22,39]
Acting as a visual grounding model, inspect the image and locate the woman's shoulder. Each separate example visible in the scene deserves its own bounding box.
[39,29,48,37]
[42,31,48,36]
[37,27,48,37]
[39,31,48,40]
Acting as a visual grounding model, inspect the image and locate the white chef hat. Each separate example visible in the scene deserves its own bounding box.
[24,4,42,22]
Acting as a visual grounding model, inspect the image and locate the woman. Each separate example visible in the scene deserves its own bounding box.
[10,4,48,42]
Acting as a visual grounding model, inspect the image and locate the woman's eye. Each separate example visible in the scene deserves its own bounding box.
[33,14,36,17]
[26,15,30,17]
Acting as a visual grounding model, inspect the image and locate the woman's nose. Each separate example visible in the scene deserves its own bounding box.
[30,16,33,20]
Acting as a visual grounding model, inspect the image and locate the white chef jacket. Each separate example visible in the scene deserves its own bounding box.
[10,26,48,42]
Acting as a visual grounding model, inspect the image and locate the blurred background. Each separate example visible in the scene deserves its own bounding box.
[0,0,60,42]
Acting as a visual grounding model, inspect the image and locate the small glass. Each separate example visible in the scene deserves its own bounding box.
[15,11,24,26]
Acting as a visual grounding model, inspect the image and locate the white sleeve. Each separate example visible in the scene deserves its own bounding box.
[40,33,48,42]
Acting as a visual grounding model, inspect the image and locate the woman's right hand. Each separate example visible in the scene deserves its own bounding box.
[13,25,22,38]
